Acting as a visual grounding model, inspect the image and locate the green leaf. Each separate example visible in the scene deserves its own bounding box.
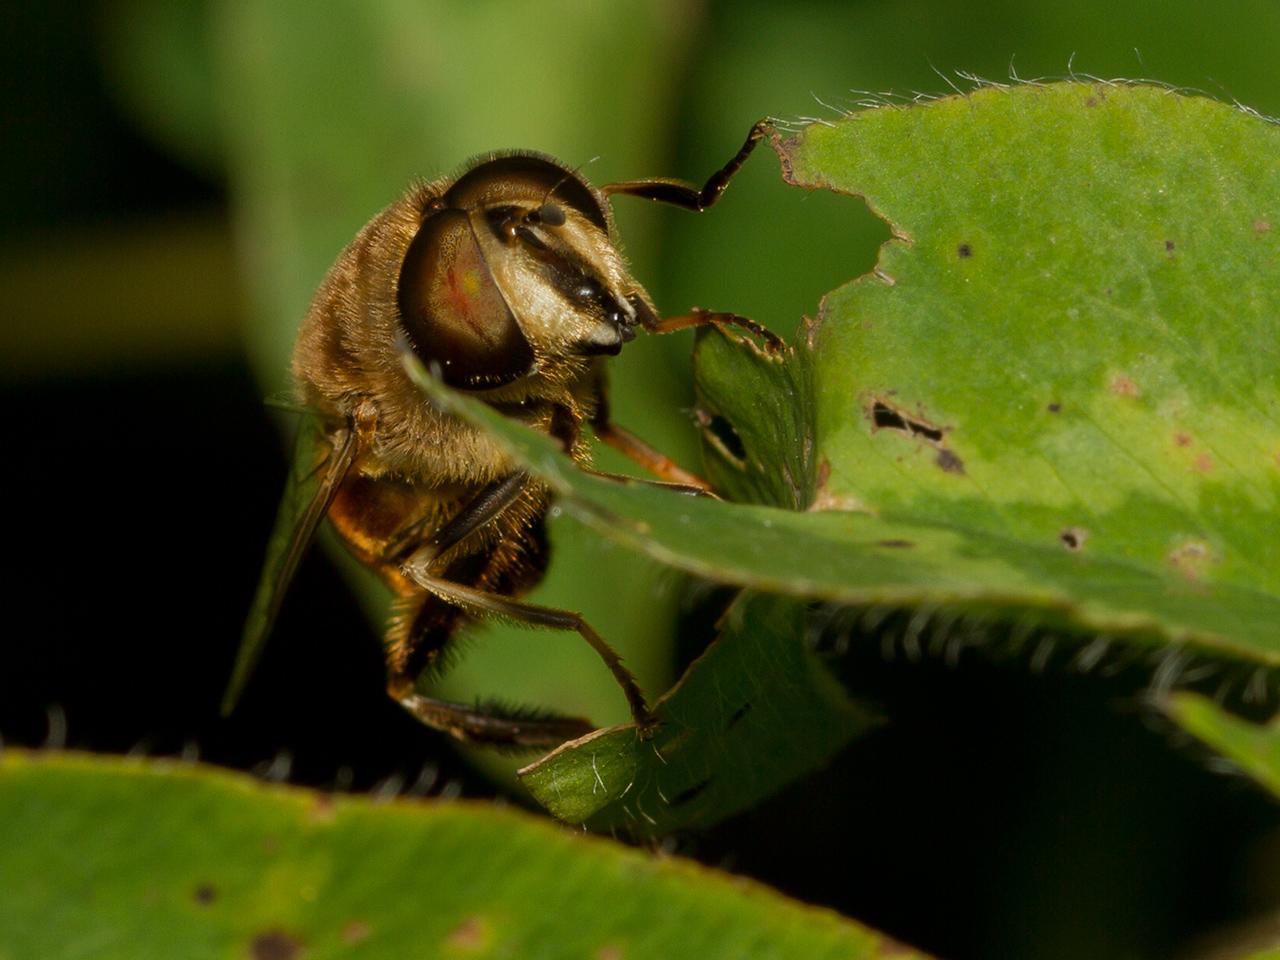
[521,592,876,833]
[0,751,928,960]
[1164,693,1280,799]
[692,329,815,509]
[101,0,222,176]
[780,81,1280,662]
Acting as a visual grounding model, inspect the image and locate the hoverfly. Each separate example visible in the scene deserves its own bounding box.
[223,121,780,748]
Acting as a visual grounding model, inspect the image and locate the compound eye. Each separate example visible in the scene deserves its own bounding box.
[397,209,535,390]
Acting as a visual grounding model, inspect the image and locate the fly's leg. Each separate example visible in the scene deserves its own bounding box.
[395,688,594,748]
[387,582,598,749]
[587,373,713,493]
[602,119,770,211]
[386,472,654,745]
[603,121,784,352]
[399,557,657,738]
[643,308,784,353]
[592,419,712,492]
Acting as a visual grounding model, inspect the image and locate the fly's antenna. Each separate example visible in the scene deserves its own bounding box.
[527,156,600,226]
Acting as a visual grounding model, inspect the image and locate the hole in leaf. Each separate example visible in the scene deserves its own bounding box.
[699,409,747,467]
[671,778,712,806]
[870,401,944,443]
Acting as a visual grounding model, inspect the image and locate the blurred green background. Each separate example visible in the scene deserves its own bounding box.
[3,2,1278,958]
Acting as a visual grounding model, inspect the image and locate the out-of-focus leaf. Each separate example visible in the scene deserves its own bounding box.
[0,751,930,960]
[1165,693,1280,799]
[101,0,222,175]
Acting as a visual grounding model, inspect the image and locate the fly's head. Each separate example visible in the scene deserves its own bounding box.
[397,153,659,394]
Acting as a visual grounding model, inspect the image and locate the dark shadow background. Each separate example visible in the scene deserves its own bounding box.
[3,3,1278,959]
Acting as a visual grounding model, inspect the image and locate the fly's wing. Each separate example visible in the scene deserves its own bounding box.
[221,412,359,715]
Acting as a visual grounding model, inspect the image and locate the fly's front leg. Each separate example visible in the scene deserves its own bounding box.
[588,372,713,493]
[643,308,784,353]
[604,121,784,354]
[603,119,770,211]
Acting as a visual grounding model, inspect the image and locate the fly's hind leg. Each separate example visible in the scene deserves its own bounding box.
[398,558,657,738]
[384,472,654,746]
[386,555,600,749]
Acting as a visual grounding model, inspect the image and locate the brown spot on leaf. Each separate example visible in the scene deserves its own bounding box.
[1174,432,1192,448]
[1168,539,1214,582]
[341,921,371,945]
[1047,402,1061,413]
[1109,375,1139,398]
[957,242,972,258]
[935,448,966,474]
[1193,453,1214,473]
[1086,95,1099,107]
[1059,527,1088,551]
[597,946,625,960]
[815,457,831,490]
[445,916,489,952]
[307,793,336,824]
[1255,218,1272,234]
[249,930,304,960]
[773,132,798,182]
[876,539,915,548]
[1167,537,1213,583]
[193,883,217,906]
[1164,239,1175,252]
